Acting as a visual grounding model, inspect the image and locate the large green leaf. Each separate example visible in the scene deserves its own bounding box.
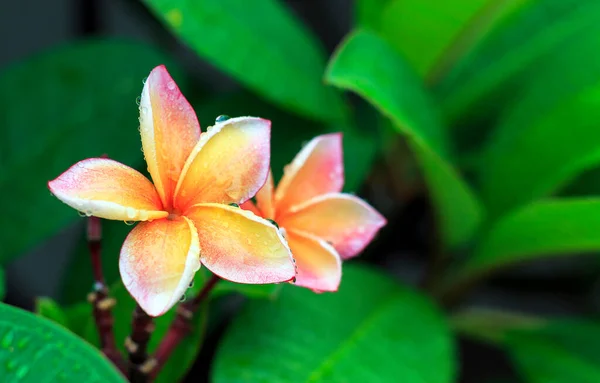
[325,30,482,247]
[354,0,393,29]
[213,264,455,383]
[506,319,600,383]
[437,0,600,123]
[479,23,600,215]
[0,302,126,382]
[455,198,600,281]
[0,40,183,263]
[143,0,347,122]
[83,282,207,383]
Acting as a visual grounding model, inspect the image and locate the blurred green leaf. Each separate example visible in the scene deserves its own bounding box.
[456,198,600,280]
[354,0,392,29]
[36,297,69,328]
[479,23,600,215]
[326,30,482,247]
[0,302,126,382]
[437,0,600,123]
[213,264,456,383]
[0,268,4,301]
[0,40,184,263]
[506,319,600,383]
[451,307,544,345]
[83,282,207,383]
[144,0,347,122]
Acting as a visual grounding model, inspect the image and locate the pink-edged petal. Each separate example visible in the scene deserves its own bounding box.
[174,117,271,211]
[119,217,201,317]
[274,133,343,212]
[139,65,201,210]
[240,200,262,216]
[48,158,167,221]
[286,229,341,292]
[255,170,275,219]
[185,203,295,284]
[280,193,386,259]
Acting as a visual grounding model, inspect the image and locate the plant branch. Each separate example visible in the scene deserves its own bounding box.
[86,216,126,373]
[150,274,220,378]
[127,305,155,383]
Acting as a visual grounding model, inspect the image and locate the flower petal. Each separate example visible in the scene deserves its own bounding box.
[185,203,295,284]
[119,217,201,316]
[174,117,271,210]
[240,200,262,216]
[256,170,275,219]
[280,193,386,259]
[286,229,341,292]
[274,133,343,212]
[140,65,201,210]
[48,158,167,221]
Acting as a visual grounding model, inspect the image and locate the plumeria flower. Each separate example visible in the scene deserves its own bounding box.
[242,134,386,292]
[48,65,295,316]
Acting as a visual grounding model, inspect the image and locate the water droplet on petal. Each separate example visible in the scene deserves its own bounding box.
[215,115,230,123]
[179,294,186,302]
[77,211,87,217]
[291,276,297,283]
[126,207,137,219]
[167,81,176,90]
[188,280,194,289]
[228,203,239,208]
[266,219,279,228]
[141,106,148,115]
[124,221,135,226]
[135,96,141,106]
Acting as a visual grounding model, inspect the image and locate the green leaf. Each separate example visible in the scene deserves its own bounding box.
[506,319,600,383]
[437,0,600,123]
[0,40,184,263]
[380,0,487,77]
[83,282,207,383]
[354,0,392,29]
[35,297,69,328]
[0,302,126,382]
[143,0,347,122]
[478,23,600,215]
[457,198,600,280]
[213,264,456,383]
[0,268,5,301]
[325,30,482,247]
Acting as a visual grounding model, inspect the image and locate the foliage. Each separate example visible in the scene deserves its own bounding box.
[1,0,600,382]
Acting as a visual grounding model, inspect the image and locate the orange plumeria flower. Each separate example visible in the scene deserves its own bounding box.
[242,134,386,291]
[48,65,295,316]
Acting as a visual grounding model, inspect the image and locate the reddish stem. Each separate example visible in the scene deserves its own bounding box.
[86,216,126,373]
[127,306,155,383]
[150,275,220,378]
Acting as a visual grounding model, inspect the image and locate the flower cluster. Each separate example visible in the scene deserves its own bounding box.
[48,65,386,316]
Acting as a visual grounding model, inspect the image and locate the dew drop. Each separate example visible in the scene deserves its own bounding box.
[266,219,279,229]
[188,280,194,289]
[290,276,297,284]
[141,106,148,115]
[228,203,239,208]
[179,294,186,302]
[126,207,137,219]
[85,210,93,217]
[142,76,148,84]
[124,221,135,226]
[167,81,176,90]
[215,115,230,123]
[77,211,87,217]
[135,96,141,106]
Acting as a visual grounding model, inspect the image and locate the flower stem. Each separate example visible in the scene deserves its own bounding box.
[150,274,220,378]
[86,216,126,373]
[127,306,155,383]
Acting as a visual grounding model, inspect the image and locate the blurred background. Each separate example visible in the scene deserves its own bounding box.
[2,0,600,382]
